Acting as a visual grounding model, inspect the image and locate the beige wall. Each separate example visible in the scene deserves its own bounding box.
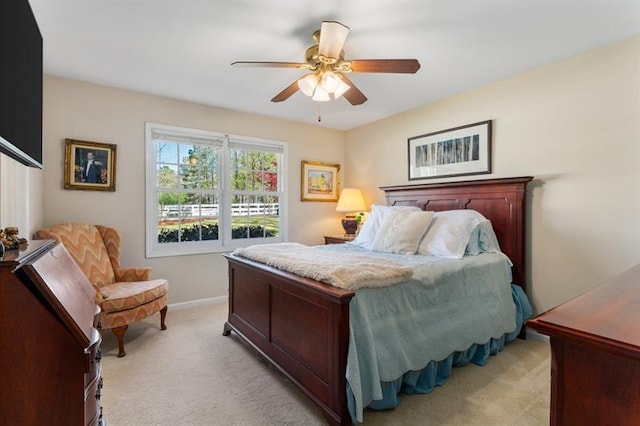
[42,76,345,304]
[345,36,640,313]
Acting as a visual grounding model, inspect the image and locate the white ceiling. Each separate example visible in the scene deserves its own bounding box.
[29,1,640,131]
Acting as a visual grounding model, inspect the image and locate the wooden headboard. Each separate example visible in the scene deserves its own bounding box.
[381,176,533,291]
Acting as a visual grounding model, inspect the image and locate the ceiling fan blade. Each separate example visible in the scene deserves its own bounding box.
[338,74,367,105]
[271,79,300,102]
[349,59,421,73]
[231,61,306,69]
[318,21,350,59]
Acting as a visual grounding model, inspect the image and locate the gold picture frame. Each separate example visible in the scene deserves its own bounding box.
[64,138,117,191]
[300,160,340,202]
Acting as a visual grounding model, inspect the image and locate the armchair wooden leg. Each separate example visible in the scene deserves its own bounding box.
[111,325,128,357]
[160,306,168,330]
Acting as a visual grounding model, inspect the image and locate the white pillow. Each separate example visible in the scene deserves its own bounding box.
[417,210,488,259]
[350,204,420,250]
[371,210,434,255]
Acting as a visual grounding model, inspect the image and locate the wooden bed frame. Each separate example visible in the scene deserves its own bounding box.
[223,176,533,425]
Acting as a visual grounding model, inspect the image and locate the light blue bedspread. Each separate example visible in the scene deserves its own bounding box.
[317,244,520,423]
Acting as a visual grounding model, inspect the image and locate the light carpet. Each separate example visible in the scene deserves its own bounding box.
[101,302,551,425]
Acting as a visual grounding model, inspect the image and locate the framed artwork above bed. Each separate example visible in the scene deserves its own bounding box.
[408,120,492,180]
[300,160,340,202]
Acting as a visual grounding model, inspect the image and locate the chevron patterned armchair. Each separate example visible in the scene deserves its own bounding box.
[35,223,168,357]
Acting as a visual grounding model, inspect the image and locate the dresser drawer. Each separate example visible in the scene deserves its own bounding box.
[85,329,102,386]
[85,374,103,426]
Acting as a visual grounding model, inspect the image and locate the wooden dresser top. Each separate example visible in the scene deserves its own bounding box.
[527,264,640,354]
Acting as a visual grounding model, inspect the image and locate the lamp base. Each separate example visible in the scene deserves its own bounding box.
[341,218,358,237]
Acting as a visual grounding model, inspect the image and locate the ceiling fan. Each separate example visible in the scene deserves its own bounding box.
[231,21,420,105]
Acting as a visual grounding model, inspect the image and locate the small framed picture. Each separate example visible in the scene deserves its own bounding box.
[408,120,492,180]
[64,139,117,191]
[300,160,340,202]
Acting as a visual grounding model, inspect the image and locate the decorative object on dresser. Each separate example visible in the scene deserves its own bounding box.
[0,240,104,425]
[335,187,366,236]
[223,176,533,425]
[324,235,355,245]
[527,264,640,426]
[35,223,168,357]
[64,138,117,191]
[300,160,340,202]
[0,226,28,250]
[408,120,492,180]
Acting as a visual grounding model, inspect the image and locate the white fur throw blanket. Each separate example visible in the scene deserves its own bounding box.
[232,243,413,291]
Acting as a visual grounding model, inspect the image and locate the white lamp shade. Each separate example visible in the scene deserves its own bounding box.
[311,84,330,102]
[332,78,350,99]
[336,188,366,212]
[322,72,350,99]
[322,71,341,92]
[298,73,319,96]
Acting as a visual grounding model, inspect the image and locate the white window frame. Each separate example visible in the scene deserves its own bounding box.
[145,122,287,258]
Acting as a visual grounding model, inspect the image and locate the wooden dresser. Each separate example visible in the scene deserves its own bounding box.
[527,264,640,425]
[0,240,104,425]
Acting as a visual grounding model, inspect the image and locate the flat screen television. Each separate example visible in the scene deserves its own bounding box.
[0,0,43,168]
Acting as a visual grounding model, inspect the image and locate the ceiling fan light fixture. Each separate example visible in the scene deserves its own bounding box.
[298,73,319,97]
[322,71,341,92]
[233,20,420,106]
[323,72,350,99]
[311,84,331,102]
[298,71,349,101]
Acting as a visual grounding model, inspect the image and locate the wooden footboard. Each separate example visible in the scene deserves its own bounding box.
[223,253,355,426]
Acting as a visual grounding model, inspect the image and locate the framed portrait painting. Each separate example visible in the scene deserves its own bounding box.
[408,120,492,180]
[300,160,340,202]
[64,139,117,191]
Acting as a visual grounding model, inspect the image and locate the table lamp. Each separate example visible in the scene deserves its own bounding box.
[336,188,366,236]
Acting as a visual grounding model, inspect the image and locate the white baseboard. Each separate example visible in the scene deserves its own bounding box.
[526,328,550,343]
[168,295,228,311]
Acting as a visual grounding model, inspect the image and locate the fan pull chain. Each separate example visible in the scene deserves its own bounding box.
[317,105,322,123]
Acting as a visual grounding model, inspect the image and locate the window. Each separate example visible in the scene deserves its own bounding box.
[145,122,286,257]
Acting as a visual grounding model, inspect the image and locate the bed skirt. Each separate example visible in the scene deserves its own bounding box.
[348,285,532,422]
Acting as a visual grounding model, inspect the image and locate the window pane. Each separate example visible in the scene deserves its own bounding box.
[230,150,281,193]
[179,144,194,164]
[263,171,278,192]
[199,165,217,190]
[157,219,179,243]
[156,141,178,164]
[157,164,178,188]
[157,192,221,243]
[158,191,183,215]
[198,194,219,241]
[231,194,280,240]
[265,154,278,172]
[179,164,199,189]
[230,169,247,191]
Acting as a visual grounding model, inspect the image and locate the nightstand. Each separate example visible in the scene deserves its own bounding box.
[324,235,355,245]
